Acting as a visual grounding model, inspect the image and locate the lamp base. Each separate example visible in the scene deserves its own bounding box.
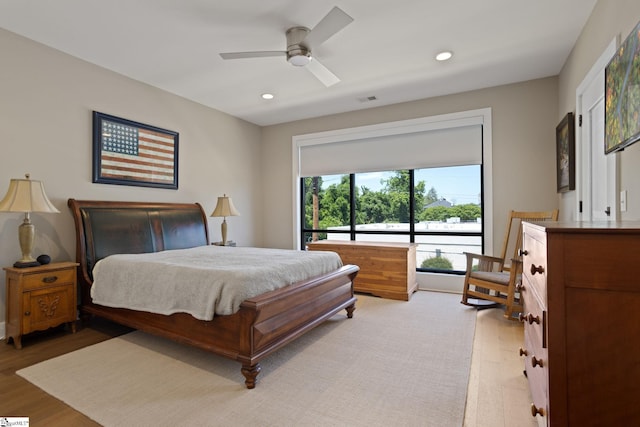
[13,260,40,268]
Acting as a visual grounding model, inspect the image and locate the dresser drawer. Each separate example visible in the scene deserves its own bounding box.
[522,283,548,422]
[21,268,76,291]
[523,329,549,421]
[521,284,546,349]
[522,229,547,304]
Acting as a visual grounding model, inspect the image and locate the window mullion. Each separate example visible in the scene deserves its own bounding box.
[349,173,356,240]
[409,170,415,243]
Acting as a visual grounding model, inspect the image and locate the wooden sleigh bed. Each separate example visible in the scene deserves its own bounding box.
[68,199,359,388]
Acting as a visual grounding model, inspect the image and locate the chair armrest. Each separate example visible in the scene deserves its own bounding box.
[464,252,505,272]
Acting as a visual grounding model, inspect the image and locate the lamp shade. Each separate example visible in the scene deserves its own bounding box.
[0,174,60,213]
[210,194,240,218]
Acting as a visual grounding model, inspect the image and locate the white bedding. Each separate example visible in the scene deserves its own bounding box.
[91,245,343,320]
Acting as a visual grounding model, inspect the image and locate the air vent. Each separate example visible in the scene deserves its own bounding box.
[358,95,378,103]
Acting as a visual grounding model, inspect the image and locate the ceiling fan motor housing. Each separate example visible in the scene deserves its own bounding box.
[286,26,312,66]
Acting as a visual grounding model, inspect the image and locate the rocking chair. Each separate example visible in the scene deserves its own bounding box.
[460,209,559,320]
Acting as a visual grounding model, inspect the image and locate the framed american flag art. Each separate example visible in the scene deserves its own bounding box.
[92,111,178,189]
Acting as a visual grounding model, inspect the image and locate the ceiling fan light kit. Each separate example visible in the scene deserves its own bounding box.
[219,6,353,86]
[286,26,312,66]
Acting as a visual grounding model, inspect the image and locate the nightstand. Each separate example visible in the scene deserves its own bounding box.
[4,261,78,349]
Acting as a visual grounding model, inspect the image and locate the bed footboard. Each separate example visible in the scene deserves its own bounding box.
[238,264,358,388]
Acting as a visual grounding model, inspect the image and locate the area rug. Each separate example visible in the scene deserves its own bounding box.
[17,291,476,427]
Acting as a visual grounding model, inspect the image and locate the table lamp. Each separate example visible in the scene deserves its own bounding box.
[0,174,60,267]
[210,194,240,246]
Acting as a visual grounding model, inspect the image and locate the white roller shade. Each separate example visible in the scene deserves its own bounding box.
[299,124,482,177]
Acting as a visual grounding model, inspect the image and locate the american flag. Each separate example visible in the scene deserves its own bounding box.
[100,120,176,185]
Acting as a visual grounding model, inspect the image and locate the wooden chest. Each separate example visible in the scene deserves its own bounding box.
[520,221,640,425]
[307,240,417,301]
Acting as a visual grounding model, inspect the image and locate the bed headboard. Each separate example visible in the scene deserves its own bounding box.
[68,199,209,303]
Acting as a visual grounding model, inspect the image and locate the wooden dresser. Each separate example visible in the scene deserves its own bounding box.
[520,221,640,425]
[307,240,417,301]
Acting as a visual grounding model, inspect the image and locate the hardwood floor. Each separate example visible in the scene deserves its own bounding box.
[464,306,538,427]
[0,319,131,425]
[0,302,534,426]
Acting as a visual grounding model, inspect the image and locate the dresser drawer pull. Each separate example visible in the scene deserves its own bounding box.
[531,404,545,417]
[42,276,58,284]
[515,283,525,292]
[519,347,528,357]
[530,264,545,275]
[518,249,529,256]
[24,311,31,316]
[527,313,540,325]
[531,356,544,368]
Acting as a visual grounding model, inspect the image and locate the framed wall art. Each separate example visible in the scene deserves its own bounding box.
[556,112,575,193]
[92,111,179,189]
[604,19,640,154]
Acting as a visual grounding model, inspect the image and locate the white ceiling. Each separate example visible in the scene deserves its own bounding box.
[0,0,597,126]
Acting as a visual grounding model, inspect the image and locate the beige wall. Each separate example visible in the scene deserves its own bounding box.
[558,0,640,219]
[261,77,560,249]
[4,0,639,330]
[0,29,263,324]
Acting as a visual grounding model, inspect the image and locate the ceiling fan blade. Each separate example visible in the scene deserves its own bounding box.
[306,58,340,87]
[220,51,284,60]
[305,6,353,47]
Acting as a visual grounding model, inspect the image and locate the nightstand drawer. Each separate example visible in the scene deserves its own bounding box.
[22,268,75,291]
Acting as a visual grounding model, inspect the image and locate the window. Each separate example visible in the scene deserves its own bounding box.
[294,109,493,280]
[301,166,482,273]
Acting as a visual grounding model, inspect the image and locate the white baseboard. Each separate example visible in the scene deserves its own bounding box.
[417,271,464,294]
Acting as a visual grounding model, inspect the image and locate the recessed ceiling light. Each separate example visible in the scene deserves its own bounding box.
[435,51,453,61]
[261,93,274,100]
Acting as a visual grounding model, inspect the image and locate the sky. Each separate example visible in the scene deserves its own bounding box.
[320,165,481,205]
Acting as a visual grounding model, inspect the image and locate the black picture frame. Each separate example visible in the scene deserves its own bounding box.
[92,111,178,189]
[556,112,575,193]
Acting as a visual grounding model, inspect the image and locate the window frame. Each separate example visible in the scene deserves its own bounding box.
[292,109,493,281]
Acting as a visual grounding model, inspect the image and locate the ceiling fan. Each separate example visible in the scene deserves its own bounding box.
[219,6,353,87]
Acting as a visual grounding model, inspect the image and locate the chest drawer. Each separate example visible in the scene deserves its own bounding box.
[522,227,547,304]
[522,284,549,422]
[521,282,546,349]
[22,268,76,291]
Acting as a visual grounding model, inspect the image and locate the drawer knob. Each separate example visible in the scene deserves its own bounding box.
[527,313,540,325]
[24,311,31,316]
[531,404,545,417]
[530,264,545,275]
[518,249,529,256]
[519,347,528,357]
[515,283,525,292]
[531,356,544,368]
[42,275,58,283]
[518,313,527,323]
